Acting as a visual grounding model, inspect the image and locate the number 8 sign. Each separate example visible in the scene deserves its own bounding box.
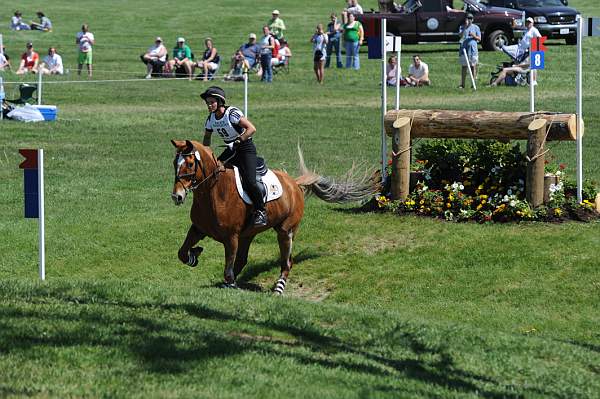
[531,51,545,70]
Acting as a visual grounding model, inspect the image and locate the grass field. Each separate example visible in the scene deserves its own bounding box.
[1,1,599,397]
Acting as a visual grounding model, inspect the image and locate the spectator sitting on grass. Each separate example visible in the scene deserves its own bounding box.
[167,37,194,80]
[30,11,53,32]
[0,47,10,71]
[386,55,403,86]
[406,54,430,86]
[238,33,260,69]
[10,11,31,30]
[140,37,167,79]
[225,50,250,81]
[39,47,63,75]
[16,42,39,75]
[489,57,530,86]
[194,38,220,81]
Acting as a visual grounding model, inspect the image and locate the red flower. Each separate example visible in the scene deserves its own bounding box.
[559,163,566,170]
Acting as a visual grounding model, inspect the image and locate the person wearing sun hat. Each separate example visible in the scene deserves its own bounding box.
[268,9,286,40]
[167,37,194,80]
[458,13,481,89]
[200,86,268,226]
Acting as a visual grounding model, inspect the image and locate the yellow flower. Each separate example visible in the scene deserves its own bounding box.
[478,184,484,190]
[480,195,488,200]
[476,204,483,210]
[446,203,451,208]
[554,208,562,216]
[481,199,487,205]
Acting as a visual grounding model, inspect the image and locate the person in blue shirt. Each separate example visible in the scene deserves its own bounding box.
[458,14,481,89]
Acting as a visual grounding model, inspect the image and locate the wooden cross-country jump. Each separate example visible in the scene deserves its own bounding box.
[384,109,583,207]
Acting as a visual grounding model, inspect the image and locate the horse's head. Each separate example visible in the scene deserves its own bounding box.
[171,140,208,205]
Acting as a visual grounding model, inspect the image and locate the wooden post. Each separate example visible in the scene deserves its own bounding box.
[391,117,411,200]
[527,119,547,207]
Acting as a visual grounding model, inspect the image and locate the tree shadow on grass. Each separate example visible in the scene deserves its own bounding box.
[0,288,547,398]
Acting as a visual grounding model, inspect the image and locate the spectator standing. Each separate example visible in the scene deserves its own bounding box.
[325,13,343,68]
[238,33,260,69]
[386,55,401,86]
[458,14,480,89]
[268,10,286,40]
[406,55,430,86]
[311,24,328,84]
[16,42,39,75]
[76,24,95,77]
[30,12,53,32]
[194,38,220,81]
[167,37,194,80]
[39,47,64,75]
[10,11,31,30]
[141,37,167,79]
[342,11,364,70]
[346,0,364,15]
[259,26,275,83]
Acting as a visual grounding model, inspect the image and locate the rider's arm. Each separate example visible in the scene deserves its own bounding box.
[203,130,212,146]
[237,118,256,141]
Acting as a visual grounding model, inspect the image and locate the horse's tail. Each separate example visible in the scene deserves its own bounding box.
[295,145,381,203]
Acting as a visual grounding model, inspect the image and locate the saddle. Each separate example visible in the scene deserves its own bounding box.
[232,157,283,205]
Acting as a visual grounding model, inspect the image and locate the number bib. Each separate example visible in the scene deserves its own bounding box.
[205,106,245,142]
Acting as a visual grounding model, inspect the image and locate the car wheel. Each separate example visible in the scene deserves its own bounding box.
[566,35,577,45]
[485,30,510,51]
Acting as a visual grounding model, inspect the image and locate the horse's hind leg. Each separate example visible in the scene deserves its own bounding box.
[233,236,255,279]
[178,225,206,267]
[274,226,297,295]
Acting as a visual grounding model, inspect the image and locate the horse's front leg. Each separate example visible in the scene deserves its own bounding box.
[178,224,206,267]
[222,235,239,287]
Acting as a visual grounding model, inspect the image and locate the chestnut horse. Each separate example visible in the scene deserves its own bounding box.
[171,140,376,294]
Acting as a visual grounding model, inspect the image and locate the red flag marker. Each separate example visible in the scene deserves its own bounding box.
[531,36,548,52]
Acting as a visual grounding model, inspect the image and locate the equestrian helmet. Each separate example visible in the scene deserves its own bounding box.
[200,86,227,106]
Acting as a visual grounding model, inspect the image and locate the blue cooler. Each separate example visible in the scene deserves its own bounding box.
[32,105,58,121]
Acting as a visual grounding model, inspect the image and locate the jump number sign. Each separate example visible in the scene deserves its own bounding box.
[530,36,547,70]
[531,51,545,69]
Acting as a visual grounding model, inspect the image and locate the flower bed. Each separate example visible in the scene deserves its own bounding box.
[369,140,599,223]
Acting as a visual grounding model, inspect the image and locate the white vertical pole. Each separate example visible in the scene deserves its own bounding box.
[395,43,401,110]
[381,18,387,182]
[0,34,3,56]
[576,15,583,202]
[529,70,535,112]
[463,49,477,90]
[0,77,4,121]
[243,72,248,117]
[37,70,43,105]
[38,149,45,281]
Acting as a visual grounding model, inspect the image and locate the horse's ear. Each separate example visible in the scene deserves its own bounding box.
[171,140,186,149]
[185,140,194,152]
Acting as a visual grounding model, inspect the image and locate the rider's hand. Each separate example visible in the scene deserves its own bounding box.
[226,139,242,151]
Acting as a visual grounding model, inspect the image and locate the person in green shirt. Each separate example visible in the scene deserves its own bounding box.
[167,37,194,80]
[342,11,363,70]
[268,10,286,40]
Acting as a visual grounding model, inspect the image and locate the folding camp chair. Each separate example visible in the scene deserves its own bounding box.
[8,83,38,105]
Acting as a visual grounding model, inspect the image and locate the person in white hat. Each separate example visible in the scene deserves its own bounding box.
[501,17,540,60]
[167,37,194,80]
[140,37,167,79]
[236,33,260,69]
[268,10,286,40]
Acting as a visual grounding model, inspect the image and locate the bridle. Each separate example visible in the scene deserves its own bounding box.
[174,145,238,193]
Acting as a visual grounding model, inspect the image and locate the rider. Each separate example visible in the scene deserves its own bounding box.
[200,86,268,227]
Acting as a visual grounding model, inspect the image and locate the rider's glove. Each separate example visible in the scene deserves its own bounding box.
[226,139,242,151]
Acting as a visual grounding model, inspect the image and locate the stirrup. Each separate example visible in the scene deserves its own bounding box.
[253,209,268,226]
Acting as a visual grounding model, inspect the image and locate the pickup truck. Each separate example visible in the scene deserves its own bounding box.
[482,0,579,44]
[359,0,526,51]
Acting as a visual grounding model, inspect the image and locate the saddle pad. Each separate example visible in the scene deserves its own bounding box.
[234,167,283,205]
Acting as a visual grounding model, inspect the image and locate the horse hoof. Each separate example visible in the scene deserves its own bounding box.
[220,282,238,289]
[186,247,203,267]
